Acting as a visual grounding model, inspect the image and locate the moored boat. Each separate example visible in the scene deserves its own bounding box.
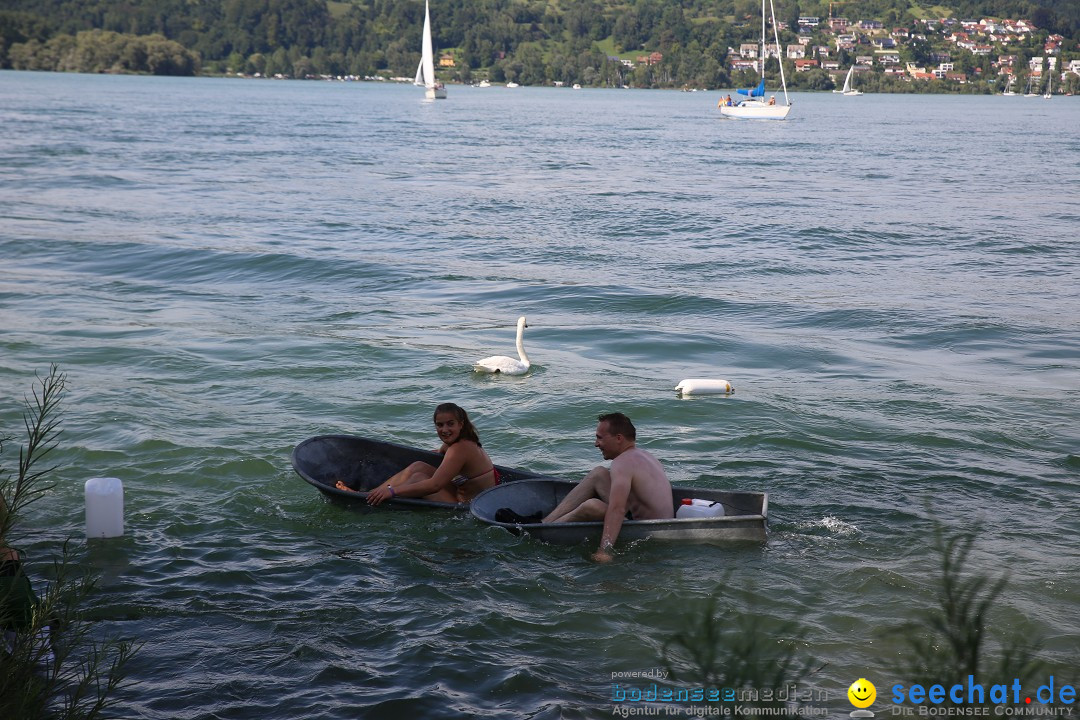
[719,0,791,119]
[471,479,768,544]
[291,435,551,510]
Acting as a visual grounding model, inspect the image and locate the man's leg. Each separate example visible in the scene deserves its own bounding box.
[549,497,607,523]
[543,466,612,523]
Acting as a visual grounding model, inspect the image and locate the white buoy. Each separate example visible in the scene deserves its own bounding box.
[85,477,124,539]
[675,378,734,396]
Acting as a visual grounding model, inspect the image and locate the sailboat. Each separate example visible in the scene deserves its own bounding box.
[414,0,446,100]
[719,0,791,119]
[1043,71,1052,99]
[1023,72,1038,97]
[840,65,863,96]
[1002,76,1016,96]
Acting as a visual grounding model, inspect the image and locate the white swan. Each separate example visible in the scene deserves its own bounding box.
[473,316,530,375]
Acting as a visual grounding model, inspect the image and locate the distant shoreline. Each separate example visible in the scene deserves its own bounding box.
[187,71,1080,96]
[4,68,1074,96]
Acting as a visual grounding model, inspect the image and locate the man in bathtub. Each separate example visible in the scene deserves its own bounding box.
[542,412,673,563]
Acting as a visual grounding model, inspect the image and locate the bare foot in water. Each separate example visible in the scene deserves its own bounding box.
[335,480,357,492]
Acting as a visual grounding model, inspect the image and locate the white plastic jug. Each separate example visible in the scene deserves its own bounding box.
[675,378,734,396]
[85,477,124,539]
[676,498,725,519]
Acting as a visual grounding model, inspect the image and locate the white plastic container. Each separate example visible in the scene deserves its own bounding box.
[675,378,734,396]
[676,498,725,519]
[85,477,124,539]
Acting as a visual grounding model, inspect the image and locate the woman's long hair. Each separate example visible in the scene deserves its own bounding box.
[434,403,481,446]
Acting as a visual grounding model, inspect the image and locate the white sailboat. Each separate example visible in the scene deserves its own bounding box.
[1043,71,1052,99]
[414,0,446,100]
[1023,72,1038,97]
[1002,76,1016,96]
[719,0,791,119]
[840,65,863,95]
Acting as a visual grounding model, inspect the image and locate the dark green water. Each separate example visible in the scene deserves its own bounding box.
[1,71,1078,718]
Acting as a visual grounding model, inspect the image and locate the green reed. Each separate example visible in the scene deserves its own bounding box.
[659,523,1057,713]
[660,586,817,710]
[1,365,137,720]
[889,522,1048,701]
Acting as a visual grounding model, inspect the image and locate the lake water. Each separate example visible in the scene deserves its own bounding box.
[1,71,1078,719]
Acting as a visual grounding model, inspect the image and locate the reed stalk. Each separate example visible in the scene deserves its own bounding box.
[1,365,138,720]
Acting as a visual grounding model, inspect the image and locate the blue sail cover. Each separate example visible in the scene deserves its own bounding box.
[736,79,766,97]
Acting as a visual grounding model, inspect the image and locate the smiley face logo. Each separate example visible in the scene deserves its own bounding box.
[848,678,876,709]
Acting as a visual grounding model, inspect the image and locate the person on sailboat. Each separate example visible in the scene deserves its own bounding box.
[768,95,776,106]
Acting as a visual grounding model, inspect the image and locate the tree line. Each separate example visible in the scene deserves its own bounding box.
[0,0,1076,89]
[6,29,198,75]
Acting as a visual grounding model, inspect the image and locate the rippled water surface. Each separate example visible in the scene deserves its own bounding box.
[1,71,1078,718]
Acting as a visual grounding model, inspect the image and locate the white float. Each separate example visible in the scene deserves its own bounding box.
[675,378,734,396]
[85,477,124,539]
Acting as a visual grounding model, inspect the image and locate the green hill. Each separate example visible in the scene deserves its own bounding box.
[1,0,1076,88]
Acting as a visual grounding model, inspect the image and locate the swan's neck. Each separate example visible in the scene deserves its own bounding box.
[515,324,529,364]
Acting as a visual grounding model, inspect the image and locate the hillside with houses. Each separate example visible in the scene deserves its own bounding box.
[1,0,1078,93]
[748,14,1078,93]
[773,14,1075,93]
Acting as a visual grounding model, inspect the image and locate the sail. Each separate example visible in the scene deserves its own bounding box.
[737,79,766,97]
[416,0,436,89]
[842,66,854,93]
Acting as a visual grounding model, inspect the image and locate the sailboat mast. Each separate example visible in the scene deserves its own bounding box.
[769,0,789,105]
[759,0,766,82]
